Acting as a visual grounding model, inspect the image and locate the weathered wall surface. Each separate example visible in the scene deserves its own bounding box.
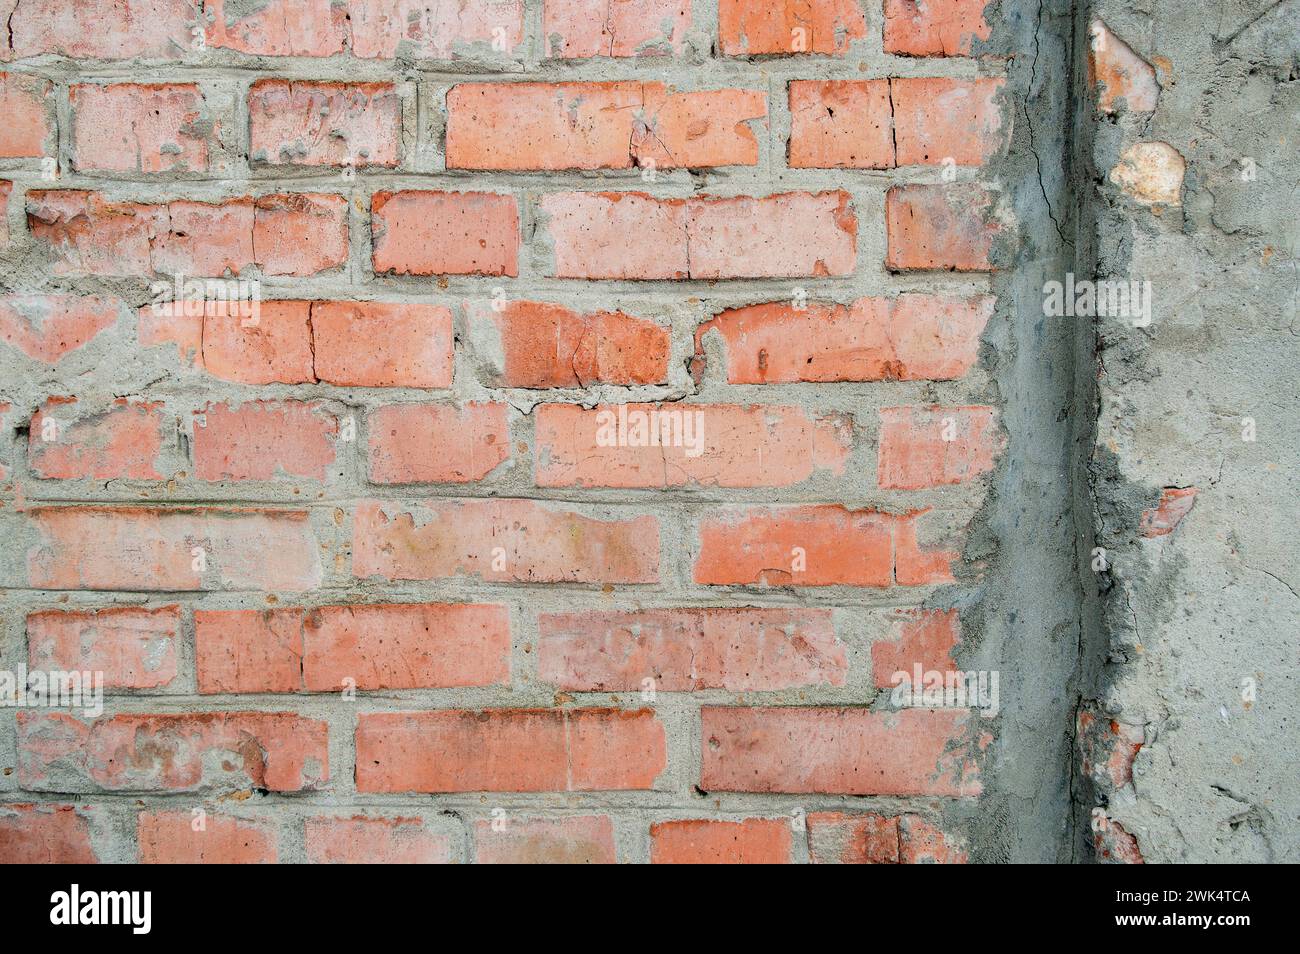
[0,0,1292,864]
[1074,0,1300,863]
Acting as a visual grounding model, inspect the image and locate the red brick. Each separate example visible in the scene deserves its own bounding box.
[788,80,893,169]
[446,82,764,170]
[892,78,1005,166]
[871,609,961,689]
[535,403,852,488]
[1088,21,1159,115]
[196,608,305,694]
[17,710,328,792]
[29,398,164,480]
[311,302,454,388]
[27,191,347,277]
[148,300,455,388]
[650,819,792,863]
[25,506,322,591]
[1094,820,1144,864]
[543,0,689,58]
[701,707,982,795]
[70,84,214,173]
[4,0,195,59]
[883,0,991,56]
[193,401,338,481]
[28,606,180,690]
[886,185,1000,272]
[0,72,52,157]
[718,0,866,56]
[482,301,670,388]
[1139,487,1197,537]
[138,811,277,864]
[367,403,510,484]
[303,603,511,691]
[474,815,615,864]
[877,405,1001,488]
[353,499,658,584]
[305,816,454,864]
[252,193,350,275]
[894,511,959,586]
[0,294,121,364]
[356,708,666,792]
[538,607,845,691]
[0,804,98,863]
[250,80,400,167]
[1077,707,1144,789]
[807,812,901,863]
[899,815,968,863]
[807,811,967,863]
[202,0,523,60]
[693,294,991,383]
[694,505,955,587]
[542,190,856,279]
[372,191,518,276]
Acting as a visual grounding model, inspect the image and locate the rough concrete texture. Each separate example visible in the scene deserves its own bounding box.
[1072,0,1300,863]
[0,0,1294,864]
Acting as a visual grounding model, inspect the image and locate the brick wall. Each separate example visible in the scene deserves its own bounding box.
[0,0,1008,863]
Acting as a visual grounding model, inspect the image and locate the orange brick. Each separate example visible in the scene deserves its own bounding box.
[701,707,982,796]
[542,191,857,279]
[203,0,523,59]
[195,608,306,694]
[6,0,194,59]
[884,0,991,56]
[694,505,955,587]
[482,301,670,388]
[17,710,328,792]
[885,185,1000,272]
[474,816,616,863]
[534,403,852,488]
[0,72,53,158]
[650,819,792,863]
[718,0,866,56]
[693,294,991,384]
[28,606,180,690]
[788,80,893,169]
[303,603,511,691]
[193,401,339,481]
[353,499,658,584]
[0,294,121,364]
[311,302,455,388]
[367,403,510,484]
[305,816,454,864]
[877,405,1001,488]
[250,80,400,167]
[0,805,98,863]
[538,607,845,691]
[356,708,666,792]
[70,84,214,173]
[543,0,689,58]
[446,82,764,170]
[892,78,1006,166]
[372,191,519,276]
[29,398,164,480]
[25,506,322,592]
[871,609,962,689]
[139,811,277,863]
